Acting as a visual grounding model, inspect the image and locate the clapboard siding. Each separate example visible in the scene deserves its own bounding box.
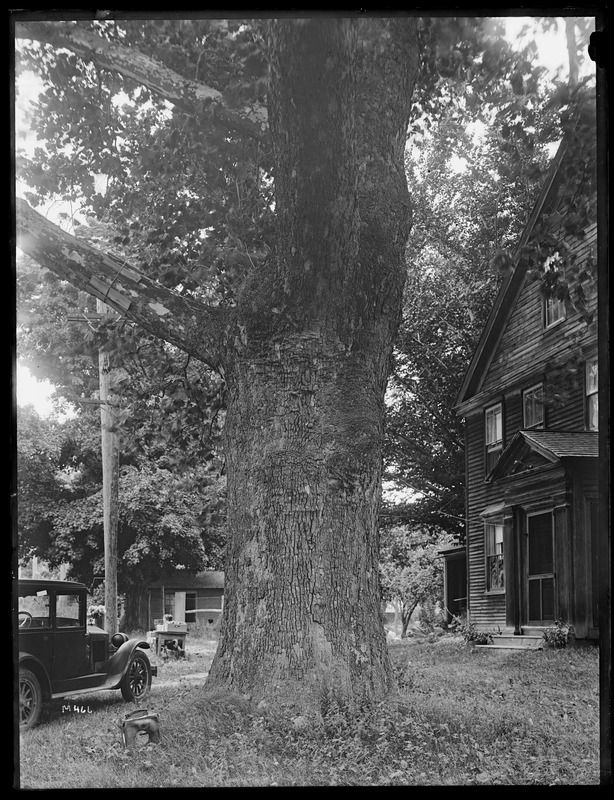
[465,411,507,628]
[482,224,597,399]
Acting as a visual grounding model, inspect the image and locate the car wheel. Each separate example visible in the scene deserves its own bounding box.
[120,651,152,702]
[19,667,42,731]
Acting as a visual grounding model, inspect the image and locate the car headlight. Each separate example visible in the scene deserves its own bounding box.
[111,633,129,648]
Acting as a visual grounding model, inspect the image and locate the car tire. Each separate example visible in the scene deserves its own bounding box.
[19,667,43,731]
[120,651,152,702]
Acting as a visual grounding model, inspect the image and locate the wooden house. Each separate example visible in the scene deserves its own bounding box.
[146,570,224,631]
[454,136,599,642]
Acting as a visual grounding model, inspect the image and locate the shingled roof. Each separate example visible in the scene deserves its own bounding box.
[521,430,600,459]
[486,429,599,482]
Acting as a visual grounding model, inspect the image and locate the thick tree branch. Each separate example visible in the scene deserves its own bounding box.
[16,21,268,142]
[15,198,232,369]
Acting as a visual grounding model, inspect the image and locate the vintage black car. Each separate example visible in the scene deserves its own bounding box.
[17,578,157,731]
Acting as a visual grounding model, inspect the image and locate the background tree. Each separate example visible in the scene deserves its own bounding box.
[379,526,452,638]
[17,401,226,628]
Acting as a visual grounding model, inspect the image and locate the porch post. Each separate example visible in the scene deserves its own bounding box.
[503,508,519,634]
[513,507,523,634]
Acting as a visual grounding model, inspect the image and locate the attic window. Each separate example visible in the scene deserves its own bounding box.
[543,254,566,329]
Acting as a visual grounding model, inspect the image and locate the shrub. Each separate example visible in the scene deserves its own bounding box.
[542,619,575,649]
[418,600,442,633]
[458,620,494,645]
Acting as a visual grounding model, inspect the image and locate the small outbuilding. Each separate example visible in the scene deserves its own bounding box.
[146,570,224,631]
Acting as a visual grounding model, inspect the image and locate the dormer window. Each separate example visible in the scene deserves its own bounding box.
[523,383,544,429]
[485,403,503,474]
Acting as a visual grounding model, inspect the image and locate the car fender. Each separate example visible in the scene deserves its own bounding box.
[18,652,52,699]
[100,639,152,689]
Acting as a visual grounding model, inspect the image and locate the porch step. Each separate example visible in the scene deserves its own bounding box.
[476,634,544,651]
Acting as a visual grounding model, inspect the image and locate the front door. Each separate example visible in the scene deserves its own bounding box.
[527,512,555,625]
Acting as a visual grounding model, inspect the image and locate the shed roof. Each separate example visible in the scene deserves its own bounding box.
[149,570,224,590]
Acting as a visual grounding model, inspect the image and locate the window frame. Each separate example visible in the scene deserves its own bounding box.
[585,357,598,431]
[484,520,505,594]
[484,402,503,475]
[522,383,545,429]
[544,293,566,328]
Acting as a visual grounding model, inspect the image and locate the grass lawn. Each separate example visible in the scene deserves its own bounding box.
[16,634,600,787]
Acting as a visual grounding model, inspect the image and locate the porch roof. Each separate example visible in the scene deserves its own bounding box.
[520,430,599,460]
[487,429,599,482]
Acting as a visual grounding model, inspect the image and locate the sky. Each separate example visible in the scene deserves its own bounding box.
[14,14,595,418]
[16,364,56,416]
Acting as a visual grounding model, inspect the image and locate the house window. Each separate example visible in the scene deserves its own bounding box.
[543,255,566,329]
[485,522,504,592]
[485,403,503,473]
[163,593,175,619]
[523,384,544,429]
[586,358,598,431]
[544,293,566,328]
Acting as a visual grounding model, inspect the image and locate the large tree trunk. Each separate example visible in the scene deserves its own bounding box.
[208,328,395,706]
[206,18,419,710]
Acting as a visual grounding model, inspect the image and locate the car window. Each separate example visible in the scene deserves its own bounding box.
[19,590,51,628]
[55,593,83,628]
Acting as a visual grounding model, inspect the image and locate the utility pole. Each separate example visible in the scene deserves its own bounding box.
[68,301,120,636]
[97,299,119,637]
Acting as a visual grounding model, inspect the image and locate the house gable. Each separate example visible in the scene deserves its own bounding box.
[486,430,599,482]
[454,141,567,414]
[455,131,597,419]
[486,433,554,482]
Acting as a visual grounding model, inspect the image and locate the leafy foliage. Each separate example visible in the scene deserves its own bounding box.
[16,403,226,612]
[379,526,451,636]
[16,19,274,306]
[542,619,576,649]
[384,20,596,539]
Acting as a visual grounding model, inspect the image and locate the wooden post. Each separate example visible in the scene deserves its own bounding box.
[97,299,120,637]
